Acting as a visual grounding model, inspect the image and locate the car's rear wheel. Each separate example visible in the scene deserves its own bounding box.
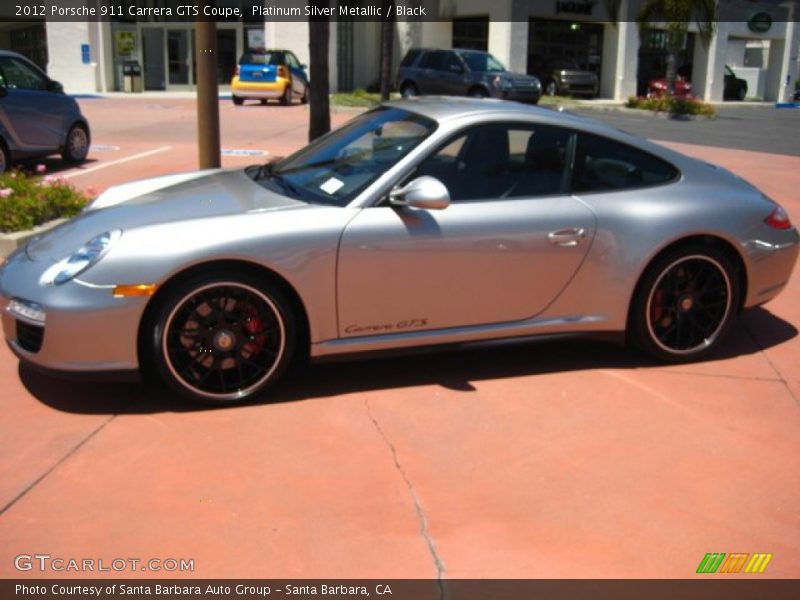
[301,84,309,104]
[149,273,296,404]
[232,95,244,106]
[400,82,418,98]
[61,123,89,163]
[545,80,557,96]
[280,84,292,106]
[737,86,746,101]
[629,245,739,363]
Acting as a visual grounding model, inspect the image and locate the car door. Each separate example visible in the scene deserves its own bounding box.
[286,51,308,96]
[0,55,67,150]
[418,51,450,94]
[337,122,597,337]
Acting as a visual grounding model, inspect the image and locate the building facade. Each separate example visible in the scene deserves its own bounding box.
[1,0,798,102]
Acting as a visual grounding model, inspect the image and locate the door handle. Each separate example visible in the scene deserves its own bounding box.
[547,227,585,247]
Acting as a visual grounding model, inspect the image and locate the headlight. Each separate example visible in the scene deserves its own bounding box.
[41,230,122,285]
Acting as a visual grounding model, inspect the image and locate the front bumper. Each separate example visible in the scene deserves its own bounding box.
[0,250,149,373]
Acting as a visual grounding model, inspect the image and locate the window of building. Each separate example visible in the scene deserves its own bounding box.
[452,17,489,51]
[527,19,604,76]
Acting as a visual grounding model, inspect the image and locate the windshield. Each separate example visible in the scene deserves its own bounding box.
[457,51,506,73]
[257,107,437,206]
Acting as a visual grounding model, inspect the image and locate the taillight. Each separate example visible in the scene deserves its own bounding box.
[765,203,792,230]
[278,65,288,79]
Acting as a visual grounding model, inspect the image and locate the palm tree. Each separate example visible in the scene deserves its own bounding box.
[605,0,716,96]
[308,1,331,141]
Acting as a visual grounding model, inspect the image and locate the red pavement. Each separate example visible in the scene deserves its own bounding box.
[0,99,798,579]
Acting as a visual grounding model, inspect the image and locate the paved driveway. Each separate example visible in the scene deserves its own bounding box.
[0,98,798,579]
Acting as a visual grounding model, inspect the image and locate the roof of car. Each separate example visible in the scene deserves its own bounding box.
[383,96,596,129]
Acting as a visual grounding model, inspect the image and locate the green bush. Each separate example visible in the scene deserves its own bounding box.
[626,95,716,117]
[0,168,88,233]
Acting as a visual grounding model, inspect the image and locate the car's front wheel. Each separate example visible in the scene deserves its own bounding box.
[629,245,739,363]
[232,95,244,106]
[545,80,557,96]
[61,123,89,163]
[400,83,418,98]
[148,273,296,404]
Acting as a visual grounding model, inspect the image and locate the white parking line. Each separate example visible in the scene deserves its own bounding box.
[62,146,172,179]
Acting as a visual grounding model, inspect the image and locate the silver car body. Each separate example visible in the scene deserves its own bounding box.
[1,97,798,376]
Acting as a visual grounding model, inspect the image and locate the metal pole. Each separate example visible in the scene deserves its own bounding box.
[195,9,220,169]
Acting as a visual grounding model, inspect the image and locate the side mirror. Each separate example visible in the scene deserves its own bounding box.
[300,64,307,70]
[389,176,450,210]
[48,80,64,94]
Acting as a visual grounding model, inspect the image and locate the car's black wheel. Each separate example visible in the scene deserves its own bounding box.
[468,87,488,98]
[280,84,292,106]
[737,86,746,101]
[301,84,309,104]
[629,245,740,363]
[61,123,89,163]
[400,83,418,98]
[0,140,9,173]
[149,273,296,404]
[232,95,244,106]
[260,99,268,105]
[545,80,557,96]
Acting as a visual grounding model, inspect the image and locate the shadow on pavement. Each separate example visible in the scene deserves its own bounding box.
[18,306,797,415]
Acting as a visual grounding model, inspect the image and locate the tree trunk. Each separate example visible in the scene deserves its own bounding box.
[308,3,331,141]
[380,1,395,102]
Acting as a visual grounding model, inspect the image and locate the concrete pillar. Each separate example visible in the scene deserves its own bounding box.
[488,22,528,73]
[693,23,728,101]
[601,19,638,100]
[45,22,98,93]
[764,14,797,102]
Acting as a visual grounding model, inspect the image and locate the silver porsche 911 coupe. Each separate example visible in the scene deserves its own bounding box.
[1,98,797,404]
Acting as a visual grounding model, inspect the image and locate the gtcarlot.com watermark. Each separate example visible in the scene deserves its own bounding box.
[15,554,195,573]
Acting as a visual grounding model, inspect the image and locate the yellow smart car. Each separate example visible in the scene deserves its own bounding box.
[231,49,309,106]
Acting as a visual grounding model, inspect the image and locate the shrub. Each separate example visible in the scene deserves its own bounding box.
[0,167,88,233]
[627,95,716,117]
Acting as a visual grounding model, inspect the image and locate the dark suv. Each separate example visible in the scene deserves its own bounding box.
[396,48,542,104]
[529,57,599,97]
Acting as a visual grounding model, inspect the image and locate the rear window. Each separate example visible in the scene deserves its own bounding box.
[400,49,422,68]
[572,133,679,192]
[240,52,284,66]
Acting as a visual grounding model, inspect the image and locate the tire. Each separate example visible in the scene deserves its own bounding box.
[301,84,309,104]
[0,140,8,173]
[629,245,740,363]
[280,83,292,106]
[61,123,89,163]
[147,272,297,404]
[232,95,244,106]
[400,82,418,98]
[260,99,268,105]
[468,87,488,99]
[545,80,557,96]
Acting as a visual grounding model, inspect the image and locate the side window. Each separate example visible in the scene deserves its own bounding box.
[421,51,447,71]
[572,133,679,192]
[443,52,463,73]
[400,49,421,68]
[414,123,575,202]
[0,57,48,91]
